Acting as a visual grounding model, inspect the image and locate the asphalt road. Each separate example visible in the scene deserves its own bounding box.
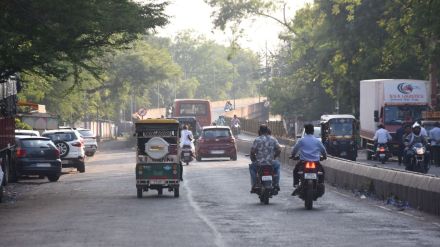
[1,140,440,247]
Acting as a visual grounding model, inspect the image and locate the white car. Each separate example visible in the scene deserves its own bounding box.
[42,129,86,173]
[77,128,98,156]
[15,129,40,136]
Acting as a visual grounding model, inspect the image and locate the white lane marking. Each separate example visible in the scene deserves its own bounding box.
[184,182,226,247]
[376,205,392,211]
[432,222,440,228]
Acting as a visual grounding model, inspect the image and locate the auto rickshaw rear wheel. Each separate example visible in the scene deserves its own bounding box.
[137,187,143,198]
[174,187,179,197]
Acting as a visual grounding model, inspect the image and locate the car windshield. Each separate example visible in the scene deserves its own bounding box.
[79,130,94,137]
[203,129,231,138]
[43,132,76,142]
[384,105,428,125]
[20,139,55,148]
[330,123,353,136]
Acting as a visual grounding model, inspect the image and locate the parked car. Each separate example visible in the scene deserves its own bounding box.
[196,126,237,161]
[15,129,40,136]
[14,136,62,182]
[42,130,86,173]
[0,164,4,202]
[77,128,98,157]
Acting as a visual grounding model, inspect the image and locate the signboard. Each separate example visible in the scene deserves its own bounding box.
[137,108,147,117]
[384,81,427,103]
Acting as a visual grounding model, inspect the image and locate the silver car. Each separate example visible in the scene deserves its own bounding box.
[77,128,98,157]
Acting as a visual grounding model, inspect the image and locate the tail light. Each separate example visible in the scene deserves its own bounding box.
[72,142,83,147]
[54,149,60,158]
[262,167,272,176]
[379,147,385,152]
[305,162,316,169]
[198,138,204,144]
[16,148,27,158]
[168,145,178,155]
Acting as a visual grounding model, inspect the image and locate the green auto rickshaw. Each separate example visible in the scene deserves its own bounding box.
[135,119,181,198]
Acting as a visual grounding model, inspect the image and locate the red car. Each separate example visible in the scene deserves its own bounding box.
[196,126,237,161]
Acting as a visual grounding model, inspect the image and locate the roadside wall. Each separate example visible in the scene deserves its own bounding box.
[236,138,440,216]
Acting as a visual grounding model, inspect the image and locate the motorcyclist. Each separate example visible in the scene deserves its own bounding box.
[180,125,195,155]
[249,124,281,193]
[224,101,233,112]
[231,115,241,134]
[291,124,327,196]
[403,122,429,169]
[373,124,392,148]
[216,115,226,126]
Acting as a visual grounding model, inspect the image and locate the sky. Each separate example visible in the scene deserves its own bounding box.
[157,0,311,53]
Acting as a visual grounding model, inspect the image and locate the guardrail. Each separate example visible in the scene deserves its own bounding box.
[236,138,440,216]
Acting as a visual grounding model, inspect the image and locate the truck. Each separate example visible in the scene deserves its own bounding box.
[0,75,19,190]
[359,79,431,159]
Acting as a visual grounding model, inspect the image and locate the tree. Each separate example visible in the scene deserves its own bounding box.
[0,0,168,81]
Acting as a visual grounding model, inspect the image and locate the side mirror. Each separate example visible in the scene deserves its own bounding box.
[374,110,379,122]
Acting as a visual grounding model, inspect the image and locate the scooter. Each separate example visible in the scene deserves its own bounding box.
[292,156,325,210]
[375,143,389,164]
[232,123,240,137]
[181,145,193,165]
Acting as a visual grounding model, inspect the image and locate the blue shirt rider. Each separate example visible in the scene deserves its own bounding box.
[291,124,327,196]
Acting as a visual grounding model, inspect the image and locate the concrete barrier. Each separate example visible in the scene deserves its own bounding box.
[236,138,440,215]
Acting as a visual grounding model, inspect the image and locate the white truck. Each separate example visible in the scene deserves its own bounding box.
[359,79,431,159]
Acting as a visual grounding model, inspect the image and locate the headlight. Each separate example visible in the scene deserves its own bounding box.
[416,148,425,155]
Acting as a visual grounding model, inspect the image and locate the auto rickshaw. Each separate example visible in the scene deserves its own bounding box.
[135,119,181,198]
[320,114,358,161]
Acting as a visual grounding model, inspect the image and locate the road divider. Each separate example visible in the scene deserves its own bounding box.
[236,138,440,216]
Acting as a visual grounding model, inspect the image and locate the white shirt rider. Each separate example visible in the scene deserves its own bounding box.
[373,126,392,144]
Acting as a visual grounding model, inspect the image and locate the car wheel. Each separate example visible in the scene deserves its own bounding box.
[174,187,180,197]
[47,174,60,182]
[137,187,143,198]
[77,162,85,173]
[54,141,70,158]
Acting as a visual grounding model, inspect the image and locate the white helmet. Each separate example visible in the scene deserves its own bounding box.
[412,122,421,129]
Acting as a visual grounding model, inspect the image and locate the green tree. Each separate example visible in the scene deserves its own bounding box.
[0,0,168,81]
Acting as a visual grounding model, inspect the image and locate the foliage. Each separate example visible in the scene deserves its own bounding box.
[15,118,32,130]
[0,0,168,80]
[207,0,440,119]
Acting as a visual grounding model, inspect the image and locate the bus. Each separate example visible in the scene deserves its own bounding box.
[173,99,211,127]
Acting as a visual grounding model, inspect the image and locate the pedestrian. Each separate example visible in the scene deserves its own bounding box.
[429,122,440,166]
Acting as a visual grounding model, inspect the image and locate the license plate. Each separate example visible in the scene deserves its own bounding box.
[36,163,51,167]
[261,176,272,181]
[210,150,224,154]
[184,153,190,156]
[149,180,165,185]
[340,152,347,156]
[304,173,317,179]
[379,154,385,158]
[61,160,70,165]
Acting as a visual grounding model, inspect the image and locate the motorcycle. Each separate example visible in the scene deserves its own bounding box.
[375,143,389,164]
[406,143,430,173]
[232,123,240,137]
[292,157,325,210]
[181,145,193,165]
[252,160,277,205]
